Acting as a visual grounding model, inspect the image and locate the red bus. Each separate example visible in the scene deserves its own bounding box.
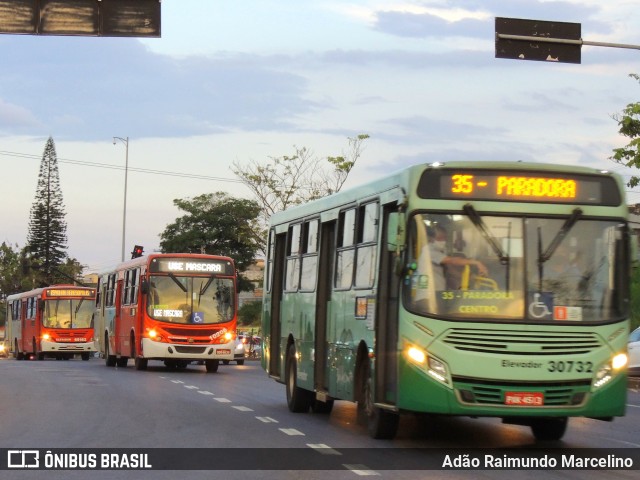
[6,285,96,361]
[93,253,237,372]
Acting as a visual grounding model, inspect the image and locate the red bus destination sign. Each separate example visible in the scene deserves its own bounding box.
[149,258,234,276]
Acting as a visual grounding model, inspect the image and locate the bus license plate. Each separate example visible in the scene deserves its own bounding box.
[505,392,544,406]
[217,349,231,355]
[74,338,86,342]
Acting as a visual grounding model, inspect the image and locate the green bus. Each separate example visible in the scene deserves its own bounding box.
[261,161,632,440]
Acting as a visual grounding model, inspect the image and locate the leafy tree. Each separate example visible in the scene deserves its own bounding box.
[232,134,369,251]
[611,74,640,187]
[238,301,262,327]
[159,192,262,291]
[27,136,68,284]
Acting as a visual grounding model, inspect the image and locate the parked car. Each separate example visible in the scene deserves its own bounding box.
[629,327,640,376]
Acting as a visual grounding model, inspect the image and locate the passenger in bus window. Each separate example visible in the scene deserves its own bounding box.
[426,224,489,290]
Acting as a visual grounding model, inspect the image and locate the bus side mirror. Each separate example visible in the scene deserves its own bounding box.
[631,232,639,269]
[141,279,149,294]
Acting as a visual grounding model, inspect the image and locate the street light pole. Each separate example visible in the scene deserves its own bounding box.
[113,136,129,262]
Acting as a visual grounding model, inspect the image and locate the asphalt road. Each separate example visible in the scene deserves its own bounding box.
[0,356,638,480]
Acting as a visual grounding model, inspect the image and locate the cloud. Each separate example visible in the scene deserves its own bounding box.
[0,98,41,131]
[371,0,610,40]
[0,36,313,141]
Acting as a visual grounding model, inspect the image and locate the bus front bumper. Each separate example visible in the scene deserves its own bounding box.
[398,361,628,418]
[41,340,95,352]
[141,338,234,361]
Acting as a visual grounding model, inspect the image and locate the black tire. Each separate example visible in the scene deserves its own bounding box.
[205,360,219,373]
[34,341,44,361]
[116,356,128,367]
[312,398,334,414]
[81,353,90,361]
[15,341,23,360]
[105,336,116,367]
[222,360,230,365]
[358,360,399,439]
[132,340,147,370]
[531,417,568,441]
[236,359,245,366]
[134,356,148,370]
[286,344,313,413]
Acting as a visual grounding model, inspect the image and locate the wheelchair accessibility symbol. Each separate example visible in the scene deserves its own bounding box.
[192,312,204,324]
[528,292,552,319]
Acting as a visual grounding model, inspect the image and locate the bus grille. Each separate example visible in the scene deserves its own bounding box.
[453,379,591,406]
[174,346,207,354]
[442,329,602,356]
[164,327,218,337]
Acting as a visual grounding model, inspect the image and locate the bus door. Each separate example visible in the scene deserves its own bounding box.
[22,298,35,354]
[314,220,336,393]
[114,278,126,356]
[373,204,401,406]
[268,232,287,379]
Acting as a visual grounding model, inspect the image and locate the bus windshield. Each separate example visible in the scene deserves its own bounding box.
[43,298,94,329]
[147,275,234,324]
[404,212,627,323]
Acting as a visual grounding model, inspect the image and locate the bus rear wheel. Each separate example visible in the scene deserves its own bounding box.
[286,344,313,413]
[530,417,568,441]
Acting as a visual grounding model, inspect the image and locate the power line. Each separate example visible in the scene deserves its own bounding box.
[0,150,245,183]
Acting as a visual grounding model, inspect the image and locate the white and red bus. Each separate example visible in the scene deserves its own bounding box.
[6,285,96,361]
[93,253,237,372]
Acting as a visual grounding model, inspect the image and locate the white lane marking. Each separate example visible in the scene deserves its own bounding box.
[307,444,341,455]
[256,417,278,423]
[171,380,184,384]
[214,397,231,403]
[197,391,215,396]
[232,406,254,412]
[279,428,304,436]
[343,464,380,476]
[184,385,199,390]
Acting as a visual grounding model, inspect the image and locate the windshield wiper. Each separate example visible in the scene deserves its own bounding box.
[536,207,583,291]
[168,272,188,293]
[74,298,84,315]
[538,208,583,263]
[463,204,510,265]
[197,275,216,308]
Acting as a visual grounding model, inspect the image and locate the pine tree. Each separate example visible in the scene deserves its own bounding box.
[27,136,68,284]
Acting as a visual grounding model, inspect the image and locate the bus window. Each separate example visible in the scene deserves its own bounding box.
[147,276,235,324]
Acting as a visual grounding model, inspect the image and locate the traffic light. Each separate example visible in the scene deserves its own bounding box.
[131,245,144,259]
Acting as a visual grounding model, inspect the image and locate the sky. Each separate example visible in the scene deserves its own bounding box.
[1,0,640,274]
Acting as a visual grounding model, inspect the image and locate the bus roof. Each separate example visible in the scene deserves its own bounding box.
[267,161,624,226]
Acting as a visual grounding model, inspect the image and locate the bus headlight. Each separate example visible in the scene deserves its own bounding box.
[146,329,162,341]
[405,344,450,386]
[593,353,627,390]
[407,346,426,364]
[612,353,628,370]
[42,333,51,341]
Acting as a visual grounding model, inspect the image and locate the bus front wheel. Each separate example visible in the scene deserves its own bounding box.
[530,417,568,441]
[205,360,219,373]
[105,337,116,367]
[358,360,399,439]
[286,344,313,413]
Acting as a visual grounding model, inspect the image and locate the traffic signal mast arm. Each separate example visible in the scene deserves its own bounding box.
[496,33,640,51]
